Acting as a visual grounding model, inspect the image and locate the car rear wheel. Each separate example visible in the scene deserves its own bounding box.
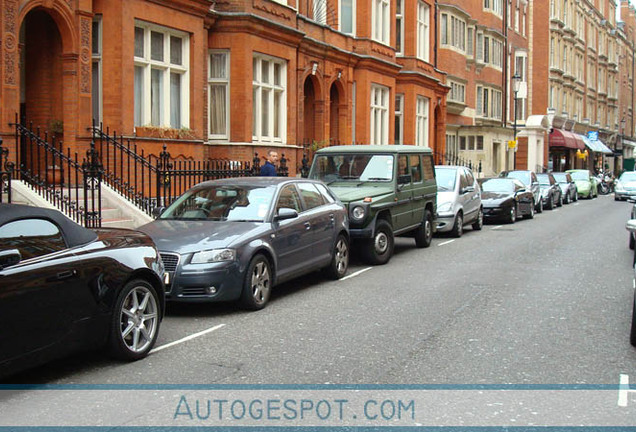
[363,219,394,265]
[239,255,272,310]
[557,193,563,207]
[536,198,543,213]
[563,192,570,204]
[326,234,349,279]
[573,191,578,202]
[450,212,463,238]
[472,208,483,230]
[108,279,160,361]
[414,209,433,248]
[630,233,635,250]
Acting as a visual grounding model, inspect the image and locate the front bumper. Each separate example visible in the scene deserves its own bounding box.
[483,206,509,219]
[615,190,636,200]
[166,261,243,303]
[435,213,455,232]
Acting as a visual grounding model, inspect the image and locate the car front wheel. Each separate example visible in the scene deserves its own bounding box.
[108,279,160,361]
[507,205,517,224]
[326,234,349,279]
[240,254,272,310]
[450,212,463,238]
[363,219,394,265]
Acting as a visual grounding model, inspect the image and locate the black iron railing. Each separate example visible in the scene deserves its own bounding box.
[11,117,102,227]
[92,122,288,216]
[433,151,482,173]
[0,138,13,203]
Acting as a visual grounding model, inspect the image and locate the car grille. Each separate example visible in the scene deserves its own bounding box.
[160,253,180,272]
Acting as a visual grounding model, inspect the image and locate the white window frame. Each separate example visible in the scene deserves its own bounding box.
[372,0,390,45]
[370,84,389,145]
[396,0,404,55]
[134,21,190,129]
[417,1,430,61]
[339,0,356,35]
[208,50,230,140]
[92,15,102,124]
[252,53,287,144]
[415,95,430,147]
[395,94,404,144]
[448,80,466,103]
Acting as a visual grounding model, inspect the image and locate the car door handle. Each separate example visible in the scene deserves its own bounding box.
[304,222,311,230]
[56,270,77,280]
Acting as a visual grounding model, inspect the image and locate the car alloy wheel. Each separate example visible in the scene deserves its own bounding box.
[508,205,516,224]
[363,219,394,264]
[327,234,349,279]
[451,212,463,238]
[415,209,433,248]
[109,279,160,360]
[240,255,272,310]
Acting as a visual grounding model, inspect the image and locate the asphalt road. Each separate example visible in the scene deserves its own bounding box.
[5,194,636,386]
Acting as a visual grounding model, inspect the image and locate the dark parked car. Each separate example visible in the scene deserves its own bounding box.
[551,172,578,204]
[478,178,535,223]
[138,177,349,310]
[0,204,165,378]
[536,173,563,210]
[626,219,636,346]
[499,170,543,213]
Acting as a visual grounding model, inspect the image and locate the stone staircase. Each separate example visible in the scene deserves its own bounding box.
[6,180,152,229]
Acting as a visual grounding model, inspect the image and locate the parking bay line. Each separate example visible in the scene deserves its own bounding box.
[491,225,503,230]
[341,267,372,281]
[151,324,226,354]
[438,239,456,246]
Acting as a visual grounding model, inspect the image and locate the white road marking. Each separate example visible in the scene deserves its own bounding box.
[151,324,226,353]
[574,203,580,206]
[341,267,372,281]
[491,225,503,230]
[438,239,456,246]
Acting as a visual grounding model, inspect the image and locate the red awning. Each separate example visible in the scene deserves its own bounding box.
[549,129,585,150]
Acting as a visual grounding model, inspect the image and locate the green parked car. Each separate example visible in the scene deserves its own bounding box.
[309,145,437,265]
[566,169,598,199]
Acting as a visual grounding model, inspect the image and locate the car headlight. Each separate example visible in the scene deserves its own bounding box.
[351,205,366,221]
[191,249,236,264]
[437,202,452,212]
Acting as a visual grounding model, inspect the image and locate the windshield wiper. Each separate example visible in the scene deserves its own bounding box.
[366,177,390,181]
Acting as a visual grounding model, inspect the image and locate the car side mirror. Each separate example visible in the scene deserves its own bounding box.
[275,208,298,221]
[532,181,539,186]
[152,206,166,219]
[461,186,475,194]
[0,249,21,270]
[627,220,636,233]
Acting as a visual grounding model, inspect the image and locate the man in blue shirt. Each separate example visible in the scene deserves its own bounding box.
[260,150,278,176]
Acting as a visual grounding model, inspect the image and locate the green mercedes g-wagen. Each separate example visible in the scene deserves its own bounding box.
[308,145,437,265]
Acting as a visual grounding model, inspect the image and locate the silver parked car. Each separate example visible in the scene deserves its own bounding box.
[138,177,350,310]
[434,165,483,237]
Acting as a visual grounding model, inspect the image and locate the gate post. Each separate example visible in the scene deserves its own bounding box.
[82,141,103,228]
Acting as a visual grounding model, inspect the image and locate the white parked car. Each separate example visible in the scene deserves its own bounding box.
[434,165,483,237]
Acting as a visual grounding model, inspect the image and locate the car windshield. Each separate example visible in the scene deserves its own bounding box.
[536,174,550,185]
[435,168,457,191]
[159,185,275,222]
[479,178,514,193]
[505,171,531,185]
[620,172,636,182]
[569,171,590,181]
[310,154,394,183]
[552,173,567,183]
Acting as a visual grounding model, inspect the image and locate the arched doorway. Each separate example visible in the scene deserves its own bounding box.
[20,9,64,137]
[329,83,340,144]
[303,77,317,145]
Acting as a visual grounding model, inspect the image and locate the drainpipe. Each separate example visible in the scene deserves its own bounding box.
[434,0,438,68]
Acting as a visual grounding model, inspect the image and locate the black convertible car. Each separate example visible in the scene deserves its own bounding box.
[478,178,535,223]
[0,204,165,378]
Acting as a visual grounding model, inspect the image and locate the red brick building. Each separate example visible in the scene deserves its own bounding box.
[0,0,448,174]
[437,0,531,176]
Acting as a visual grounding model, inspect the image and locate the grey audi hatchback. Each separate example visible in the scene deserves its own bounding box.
[138,177,349,310]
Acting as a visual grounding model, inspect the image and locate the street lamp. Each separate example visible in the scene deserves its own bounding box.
[512,73,522,170]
